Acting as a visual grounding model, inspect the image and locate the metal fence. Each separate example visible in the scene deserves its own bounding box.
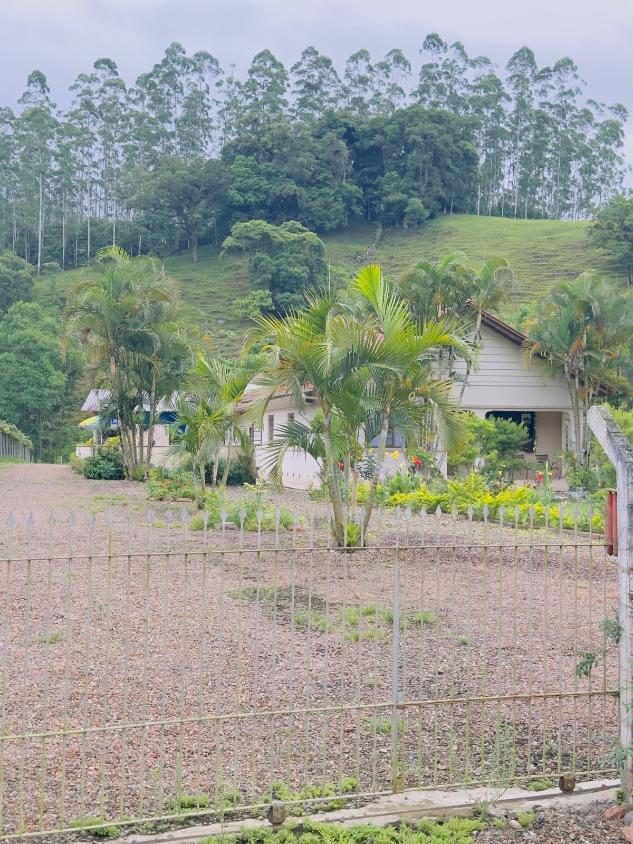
[0,502,620,839]
[0,431,30,463]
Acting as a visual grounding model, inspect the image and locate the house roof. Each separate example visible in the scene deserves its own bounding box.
[81,389,178,414]
[479,310,527,346]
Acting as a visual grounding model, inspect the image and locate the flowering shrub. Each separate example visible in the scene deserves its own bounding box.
[372,472,604,533]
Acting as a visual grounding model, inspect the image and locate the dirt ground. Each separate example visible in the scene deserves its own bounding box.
[0,464,621,839]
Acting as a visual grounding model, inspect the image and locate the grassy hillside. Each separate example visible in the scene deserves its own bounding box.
[33,215,619,354]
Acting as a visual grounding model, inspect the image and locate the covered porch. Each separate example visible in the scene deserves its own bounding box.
[474,408,569,483]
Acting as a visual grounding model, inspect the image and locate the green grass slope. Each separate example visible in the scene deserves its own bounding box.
[33,215,619,354]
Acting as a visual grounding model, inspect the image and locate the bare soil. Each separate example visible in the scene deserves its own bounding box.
[0,465,620,839]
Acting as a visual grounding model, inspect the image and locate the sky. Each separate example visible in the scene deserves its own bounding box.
[1,0,632,178]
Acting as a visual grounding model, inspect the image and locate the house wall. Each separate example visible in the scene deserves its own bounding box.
[455,324,573,412]
[250,398,321,490]
[535,411,563,456]
[76,425,174,467]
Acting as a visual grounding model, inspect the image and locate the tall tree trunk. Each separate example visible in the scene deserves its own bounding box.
[61,191,66,270]
[191,235,198,263]
[37,175,43,276]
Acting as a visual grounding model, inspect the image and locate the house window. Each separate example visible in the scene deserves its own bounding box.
[267,414,275,445]
[385,428,395,448]
[251,425,262,446]
[288,412,295,424]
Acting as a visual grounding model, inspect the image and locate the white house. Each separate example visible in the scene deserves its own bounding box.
[245,311,576,490]
[76,389,174,464]
[76,311,578,487]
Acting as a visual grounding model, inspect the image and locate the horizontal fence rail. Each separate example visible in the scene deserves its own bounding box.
[0,504,619,838]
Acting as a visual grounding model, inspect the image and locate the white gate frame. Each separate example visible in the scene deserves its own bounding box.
[588,405,633,797]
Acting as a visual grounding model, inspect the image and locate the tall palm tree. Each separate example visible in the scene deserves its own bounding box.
[168,390,226,507]
[65,245,179,476]
[523,272,633,465]
[249,266,469,544]
[398,251,469,323]
[348,265,470,534]
[457,257,514,404]
[192,355,256,486]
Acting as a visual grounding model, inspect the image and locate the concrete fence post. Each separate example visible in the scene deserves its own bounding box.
[588,405,633,797]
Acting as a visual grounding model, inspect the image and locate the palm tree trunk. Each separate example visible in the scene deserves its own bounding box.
[362,411,390,537]
[146,374,157,469]
[221,433,233,486]
[322,409,345,545]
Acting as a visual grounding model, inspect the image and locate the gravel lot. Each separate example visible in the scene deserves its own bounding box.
[0,464,621,839]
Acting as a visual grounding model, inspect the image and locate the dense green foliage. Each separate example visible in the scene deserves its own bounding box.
[0,302,80,458]
[0,250,35,313]
[65,246,192,477]
[0,419,33,450]
[0,37,626,276]
[590,195,633,283]
[222,220,327,311]
[358,471,603,533]
[80,445,125,480]
[207,818,485,844]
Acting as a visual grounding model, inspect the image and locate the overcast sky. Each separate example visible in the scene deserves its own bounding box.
[2,0,632,177]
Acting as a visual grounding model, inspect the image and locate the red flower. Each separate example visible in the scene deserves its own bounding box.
[412,456,422,466]
[536,471,543,483]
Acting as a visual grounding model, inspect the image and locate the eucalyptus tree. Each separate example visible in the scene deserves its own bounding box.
[370,49,411,114]
[415,35,471,114]
[14,71,58,273]
[242,50,289,132]
[290,47,342,120]
[343,50,376,115]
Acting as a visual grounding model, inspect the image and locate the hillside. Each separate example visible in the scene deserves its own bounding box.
[33,215,619,354]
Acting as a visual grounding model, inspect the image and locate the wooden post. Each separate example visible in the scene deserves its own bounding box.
[588,406,633,797]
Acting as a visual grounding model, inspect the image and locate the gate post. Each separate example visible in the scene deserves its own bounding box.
[588,406,633,797]
[390,557,404,792]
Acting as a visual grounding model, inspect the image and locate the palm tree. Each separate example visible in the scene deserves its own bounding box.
[457,257,514,404]
[169,389,226,507]
[523,272,633,466]
[347,265,470,534]
[65,245,179,476]
[249,266,469,544]
[398,251,469,323]
[192,355,256,486]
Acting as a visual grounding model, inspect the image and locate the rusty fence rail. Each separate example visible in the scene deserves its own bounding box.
[0,504,620,839]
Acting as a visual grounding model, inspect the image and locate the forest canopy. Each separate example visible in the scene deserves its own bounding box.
[0,36,627,271]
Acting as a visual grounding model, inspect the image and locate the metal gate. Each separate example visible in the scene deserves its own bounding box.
[0,502,619,839]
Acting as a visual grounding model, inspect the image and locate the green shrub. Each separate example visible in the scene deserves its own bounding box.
[189,490,295,532]
[147,467,195,501]
[69,817,120,838]
[517,811,536,828]
[210,453,256,486]
[526,777,554,791]
[69,454,85,473]
[81,446,125,480]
